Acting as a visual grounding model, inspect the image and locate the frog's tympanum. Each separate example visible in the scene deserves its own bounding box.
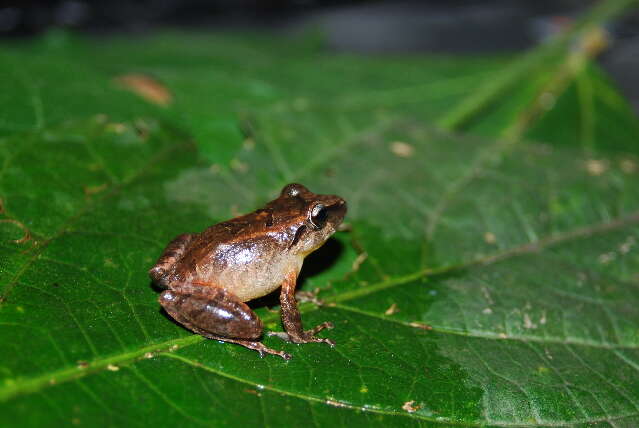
[150,183,347,359]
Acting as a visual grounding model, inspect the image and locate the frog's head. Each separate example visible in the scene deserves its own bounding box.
[272,183,347,257]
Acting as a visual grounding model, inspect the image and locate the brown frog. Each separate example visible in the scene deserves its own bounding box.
[149,183,347,359]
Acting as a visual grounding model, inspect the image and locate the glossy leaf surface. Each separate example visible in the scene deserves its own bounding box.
[2,5,639,426]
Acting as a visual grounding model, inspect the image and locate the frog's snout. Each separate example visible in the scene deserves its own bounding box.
[329,198,347,226]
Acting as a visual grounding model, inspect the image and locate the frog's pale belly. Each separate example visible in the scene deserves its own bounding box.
[193,240,304,302]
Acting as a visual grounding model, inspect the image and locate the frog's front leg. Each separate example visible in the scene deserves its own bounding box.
[159,283,291,360]
[268,271,334,346]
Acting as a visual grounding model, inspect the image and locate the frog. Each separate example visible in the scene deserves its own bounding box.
[149,183,347,360]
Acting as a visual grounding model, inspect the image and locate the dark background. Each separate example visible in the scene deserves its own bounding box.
[2,0,638,112]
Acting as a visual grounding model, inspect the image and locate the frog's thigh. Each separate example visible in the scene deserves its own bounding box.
[149,233,196,285]
[159,283,263,340]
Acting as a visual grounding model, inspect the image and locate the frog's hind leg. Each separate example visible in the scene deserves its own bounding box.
[149,233,195,287]
[159,283,291,360]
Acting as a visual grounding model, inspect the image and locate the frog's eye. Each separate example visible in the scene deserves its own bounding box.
[309,204,327,229]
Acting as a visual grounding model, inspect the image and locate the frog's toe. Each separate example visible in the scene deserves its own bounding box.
[309,321,333,334]
[268,324,335,347]
[252,342,292,360]
[296,334,335,347]
[275,350,293,360]
[311,336,335,347]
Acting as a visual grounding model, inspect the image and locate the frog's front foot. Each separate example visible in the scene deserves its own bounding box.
[268,321,335,346]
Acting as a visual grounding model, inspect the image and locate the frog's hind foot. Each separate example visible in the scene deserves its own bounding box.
[268,322,335,347]
[200,332,292,360]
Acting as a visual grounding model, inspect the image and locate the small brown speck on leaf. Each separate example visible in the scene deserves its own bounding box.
[402,400,420,413]
[0,198,4,214]
[114,73,173,107]
[94,113,108,123]
[84,183,108,197]
[619,236,636,254]
[133,118,151,140]
[585,159,608,176]
[0,219,31,244]
[409,322,432,330]
[326,399,349,408]
[384,303,399,316]
[230,159,249,173]
[483,232,497,244]
[390,141,414,158]
[598,252,615,264]
[106,364,120,372]
[538,92,556,110]
[106,123,127,134]
[620,158,637,174]
[539,310,547,325]
[244,389,259,396]
[523,313,537,329]
[77,361,89,369]
[243,138,255,151]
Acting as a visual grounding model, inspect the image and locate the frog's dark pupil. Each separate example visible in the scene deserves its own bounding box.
[311,205,327,229]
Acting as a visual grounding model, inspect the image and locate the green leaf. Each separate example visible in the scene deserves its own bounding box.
[2,2,639,426]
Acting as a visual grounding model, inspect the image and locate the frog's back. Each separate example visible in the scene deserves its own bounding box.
[189,209,280,256]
